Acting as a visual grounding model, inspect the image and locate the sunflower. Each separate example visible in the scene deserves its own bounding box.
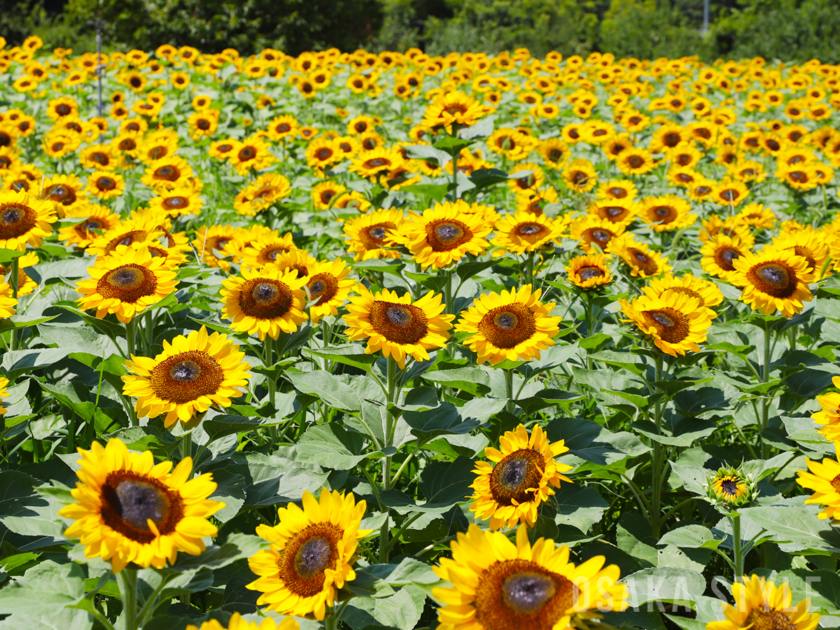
[85,171,125,200]
[193,225,241,270]
[305,137,341,171]
[456,285,561,366]
[343,287,454,368]
[0,281,17,318]
[395,202,492,270]
[187,613,299,630]
[735,203,776,230]
[240,233,299,270]
[571,215,625,254]
[1,251,38,296]
[122,326,251,428]
[235,174,291,217]
[266,115,299,142]
[349,147,405,180]
[638,194,696,231]
[422,91,487,134]
[562,159,598,193]
[434,525,627,630]
[310,181,346,211]
[77,244,178,324]
[305,259,357,324]
[596,179,638,202]
[41,173,86,215]
[220,267,308,341]
[712,179,750,207]
[706,467,754,508]
[148,186,203,219]
[812,377,840,442]
[608,234,671,278]
[616,147,656,175]
[57,438,222,573]
[469,424,572,529]
[492,211,563,255]
[771,229,830,280]
[247,489,370,620]
[343,209,404,261]
[566,254,612,289]
[619,292,713,356]
[731,247,814,317]
[0,190,55,250]
[88,214,165,258]
[141,156,194,190]
[706,575,819,630]
[700,234,750,283]
[588,198,637,227]
[642,273,724,309]
[537,138,570,168]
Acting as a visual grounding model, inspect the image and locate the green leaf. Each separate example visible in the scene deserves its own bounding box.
[459,115,494,139]
[344,585,426,630]
[399,184,449,202]
[286,370,362,411]
[739,505,840,552]
[297,424,392,470]
[403,403,480,442]
[659,525,723,550]
[553,485,608,533]
[171,533,264,572]
[0,607,93,630]
[622,566,706,607]
[211,470,246,523]
[304,343,379,370]
[0,249,25,264]
[0,561,85,613]
[423,367,490,395]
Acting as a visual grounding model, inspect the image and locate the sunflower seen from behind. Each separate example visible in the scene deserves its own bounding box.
[731,247,814,317]
[76,244,178,323]
[456,285,561,365]
[706,575,819,630]
[619,292,714,357]
[344,286,454,368]
[470,424,572,529]
[220,267,308,341]
[122,326,251,428]
[434,525,627,630]
[57,438,222,573]
[247,489,370,620]
[392,200,492,270]
[0,190,55,250]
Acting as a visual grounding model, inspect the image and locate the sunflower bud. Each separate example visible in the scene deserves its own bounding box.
[705,466,757,510]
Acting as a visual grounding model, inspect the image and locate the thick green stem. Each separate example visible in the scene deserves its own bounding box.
[525,252,535,287]
[731,513,744,582]
[450,150,458,201]
[8,256,18,351]
[443,268,454,315]
[126,318,136,359]
[118,568,139,630]
[380,357,399,562]
[651,352,665,538]
[760,322,772,458]
[180,431,192,462]
[504,368,515,414]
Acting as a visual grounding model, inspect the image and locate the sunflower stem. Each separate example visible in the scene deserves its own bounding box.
[118,567,139,630]
[380,357,400,563]
[650,352,665,538]
[450,146,458,201]
[126,318,136,359]
[504,368,515,414]
[8,256,19,351]
[760,321,772,458]
[443,267,454,315]
[731,513,744,583]
[180,431,192,461]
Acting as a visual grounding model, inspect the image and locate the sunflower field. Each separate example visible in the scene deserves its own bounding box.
[4,31,840,630]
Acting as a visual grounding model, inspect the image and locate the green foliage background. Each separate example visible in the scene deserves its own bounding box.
[3,0,840,63]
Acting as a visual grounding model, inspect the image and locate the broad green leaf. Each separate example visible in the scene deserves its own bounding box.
[344,584,426,630]
[0,561,85,613]
[553,485,608,533]
[286,370,362,411]
[171,533,264,572]
[297,424,392,469]
[622,566,706,607]
[403,402,480,442]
